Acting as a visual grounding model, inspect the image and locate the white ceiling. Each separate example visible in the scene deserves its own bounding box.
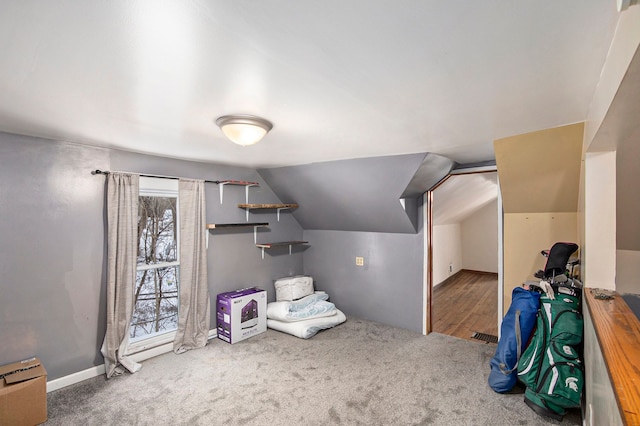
[0,1,620,168]
[432,172,498,225]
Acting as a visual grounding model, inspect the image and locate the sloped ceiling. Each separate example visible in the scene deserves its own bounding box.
[0,1,619,169]
[433,173,498,225]
[259,154,430,233]
[401,153,456,199]
[494,123,583,214]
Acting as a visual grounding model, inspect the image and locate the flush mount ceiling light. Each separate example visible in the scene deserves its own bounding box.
[617,0,639,11]
[215,114,273,146]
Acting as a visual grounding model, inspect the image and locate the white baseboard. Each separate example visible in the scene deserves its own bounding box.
[47,329,218,393]
[47,364,106,393]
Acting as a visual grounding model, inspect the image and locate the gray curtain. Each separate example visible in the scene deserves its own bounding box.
[101,172,142,378]
[174,179,210,353]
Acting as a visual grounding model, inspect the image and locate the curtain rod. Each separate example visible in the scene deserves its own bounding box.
[91,169,258,186]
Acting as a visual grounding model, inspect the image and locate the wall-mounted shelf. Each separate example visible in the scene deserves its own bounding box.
[238,203,298,221]
[216,180,259,205]
[255,240,308,259]
[205,222,268,248]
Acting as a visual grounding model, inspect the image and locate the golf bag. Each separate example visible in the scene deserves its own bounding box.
[516,292,584,420]
[535,242,580,283]
[488,287,540,393]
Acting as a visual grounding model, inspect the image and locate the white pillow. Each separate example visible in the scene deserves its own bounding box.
[274,275,314,301]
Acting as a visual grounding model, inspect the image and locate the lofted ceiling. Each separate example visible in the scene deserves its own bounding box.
[0,1,620,169]
[432,172,498,225]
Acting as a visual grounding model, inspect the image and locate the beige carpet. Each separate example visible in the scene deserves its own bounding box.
[46,317,580,425]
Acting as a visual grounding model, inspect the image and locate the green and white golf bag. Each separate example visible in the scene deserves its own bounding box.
[516,292,584,420]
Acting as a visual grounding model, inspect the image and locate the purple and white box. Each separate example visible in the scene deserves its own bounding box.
[216,287,267,344]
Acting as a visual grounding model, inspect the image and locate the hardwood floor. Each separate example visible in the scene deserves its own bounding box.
[432,270,498,343]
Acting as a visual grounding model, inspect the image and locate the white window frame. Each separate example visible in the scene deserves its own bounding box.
[127,177,180,355]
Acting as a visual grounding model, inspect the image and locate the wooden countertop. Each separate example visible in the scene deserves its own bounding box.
[585,289,640,425]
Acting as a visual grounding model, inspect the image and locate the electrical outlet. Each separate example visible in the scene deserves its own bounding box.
[356,256,364,266]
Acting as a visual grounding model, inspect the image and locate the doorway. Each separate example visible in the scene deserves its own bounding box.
[424,171,500,343]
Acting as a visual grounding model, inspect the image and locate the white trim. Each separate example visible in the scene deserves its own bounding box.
[450,165,497,175]
[136,261,180,271]
[46,329,217,393]
[139,176,179,194]
[47,364,106,393]
[497,175,504,337]
[133,178,181,351]
[127,330,177,354]
[422,192,428,335]
[129,341,175,363]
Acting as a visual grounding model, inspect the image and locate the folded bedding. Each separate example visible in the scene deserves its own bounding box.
[274,275,314,301]
[267,309,347,339]
[266,292,336,322]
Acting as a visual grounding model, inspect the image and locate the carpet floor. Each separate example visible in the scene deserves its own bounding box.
[45,316,580,425]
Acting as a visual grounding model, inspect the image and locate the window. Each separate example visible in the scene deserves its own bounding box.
[129,178,179,345]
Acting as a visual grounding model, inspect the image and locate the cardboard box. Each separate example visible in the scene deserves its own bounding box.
[217,287,267,344]
[0,357,47,426]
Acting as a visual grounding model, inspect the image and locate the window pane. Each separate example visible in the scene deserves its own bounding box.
[138,196,177,265]
[130,266,179,340]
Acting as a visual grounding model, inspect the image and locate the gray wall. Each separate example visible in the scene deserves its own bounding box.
[0,133,109,380]
[109,148,305,297]
[303,221,424,334]
[617,129,640,252]
[260,154,427,333]
[258,154,427,233]
[0,132,303,380]
[0,131,428,381]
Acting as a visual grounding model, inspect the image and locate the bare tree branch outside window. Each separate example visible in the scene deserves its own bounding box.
[130,196,179,340]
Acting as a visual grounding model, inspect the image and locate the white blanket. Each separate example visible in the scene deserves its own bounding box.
[267,309,347,339]
[267,292,336,322]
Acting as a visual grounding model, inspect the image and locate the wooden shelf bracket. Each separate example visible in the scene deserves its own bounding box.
[205,222,268,249]
[238,203,298,222]
[255,241,308,259]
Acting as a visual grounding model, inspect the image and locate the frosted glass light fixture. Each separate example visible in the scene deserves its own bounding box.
[617,0,639,11]
[215,114,273,146]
